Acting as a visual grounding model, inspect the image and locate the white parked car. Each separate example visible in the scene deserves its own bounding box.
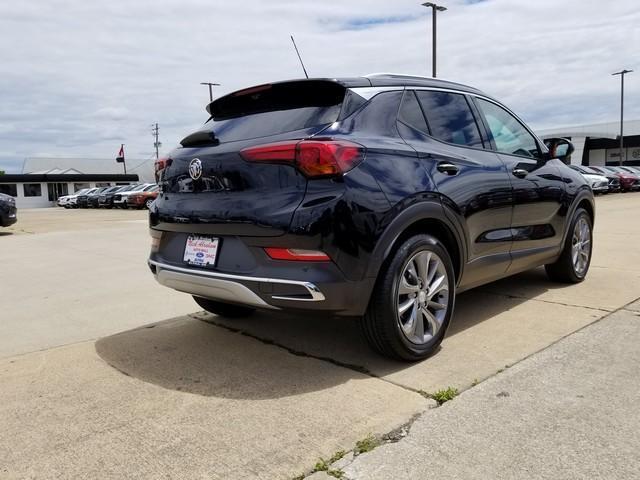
[112,183,156,209]
[569,166,609,194]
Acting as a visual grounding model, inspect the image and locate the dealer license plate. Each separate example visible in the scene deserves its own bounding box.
[183,235,219,267]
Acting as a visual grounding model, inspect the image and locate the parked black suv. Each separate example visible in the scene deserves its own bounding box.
[149,75,594,360]
[0,193,17,227]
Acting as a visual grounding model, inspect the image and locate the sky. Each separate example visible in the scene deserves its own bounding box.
[0,0,638,173]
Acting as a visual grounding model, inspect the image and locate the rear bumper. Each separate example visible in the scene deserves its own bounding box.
[148,248,374,316]
[149,260,324,309]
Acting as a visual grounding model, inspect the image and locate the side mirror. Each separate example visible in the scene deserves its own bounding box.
[544,137,575,163]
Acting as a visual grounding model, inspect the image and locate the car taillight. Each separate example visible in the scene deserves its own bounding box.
[240,139,365,177]
[264,248,330,262]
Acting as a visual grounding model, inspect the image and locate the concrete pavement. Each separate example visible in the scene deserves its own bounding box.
[0,208,196,357]
[340,301,640,480]
[0,194,639,479]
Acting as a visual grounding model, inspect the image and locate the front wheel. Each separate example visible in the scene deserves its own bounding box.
[360,234,455,361]
[545,208,592,283]
[193,296,255,318]
[145,198,154,209]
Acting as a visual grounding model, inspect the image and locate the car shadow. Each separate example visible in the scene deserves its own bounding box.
[0,231,13,236]
[96,267,572,400]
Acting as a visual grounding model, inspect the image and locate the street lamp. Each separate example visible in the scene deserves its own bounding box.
[200,82,221,103]
[611,69,633,166]
[422,2,447,78]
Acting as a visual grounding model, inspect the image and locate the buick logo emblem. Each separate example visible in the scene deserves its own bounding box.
[189,158,202,180]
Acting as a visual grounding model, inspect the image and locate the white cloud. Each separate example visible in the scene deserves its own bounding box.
[0,0,638,172]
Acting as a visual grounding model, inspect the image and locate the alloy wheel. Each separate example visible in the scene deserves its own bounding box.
[571,216,591,276]
[397,250,450,345]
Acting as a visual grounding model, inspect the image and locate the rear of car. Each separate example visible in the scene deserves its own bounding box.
[0,193,17,226]
[150,79,375,314]
[148,76,594,361]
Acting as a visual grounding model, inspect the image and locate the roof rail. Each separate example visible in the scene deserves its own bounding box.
[364,72,435,80]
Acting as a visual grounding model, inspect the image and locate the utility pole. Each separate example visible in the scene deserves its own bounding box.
[200,82,221,103]
[612,69,633,166]
[422,2,447,78]
[152,123,161,161]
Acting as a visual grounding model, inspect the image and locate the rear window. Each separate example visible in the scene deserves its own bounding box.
[203,81,345,143]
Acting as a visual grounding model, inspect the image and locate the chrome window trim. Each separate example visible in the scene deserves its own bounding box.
[149,259,325,302]
[349,85,548,154]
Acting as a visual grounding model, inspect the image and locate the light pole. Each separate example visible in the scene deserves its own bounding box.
[612,69,633,166]
[422,2,447,78]
[200,82,221,103]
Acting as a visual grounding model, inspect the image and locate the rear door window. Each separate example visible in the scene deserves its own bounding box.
[415,91,483,148]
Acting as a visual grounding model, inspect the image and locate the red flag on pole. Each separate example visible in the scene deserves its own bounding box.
[116,144,125,163]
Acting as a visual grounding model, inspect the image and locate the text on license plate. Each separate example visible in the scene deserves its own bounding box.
[183,235,219,267]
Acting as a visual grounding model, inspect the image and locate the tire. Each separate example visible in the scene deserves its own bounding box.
[145,198,154,209]
[360,234,456,361]
[545,208,592,283]
[193,296,255,318]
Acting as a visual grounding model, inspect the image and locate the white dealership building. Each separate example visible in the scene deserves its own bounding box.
[0,157,154,208]
[537,119,640,166]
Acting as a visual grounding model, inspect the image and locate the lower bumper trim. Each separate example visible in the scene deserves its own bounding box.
[149,259,326,305]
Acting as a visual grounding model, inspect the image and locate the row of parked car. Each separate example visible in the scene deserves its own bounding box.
[570,165,640,193]
[58,183,159,209]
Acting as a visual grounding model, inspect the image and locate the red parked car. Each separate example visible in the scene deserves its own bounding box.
[591,166,640,191]
[127,185,159,209]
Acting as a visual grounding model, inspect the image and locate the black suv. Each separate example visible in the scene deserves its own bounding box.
[149,75,594,360]
[0,193,17,227]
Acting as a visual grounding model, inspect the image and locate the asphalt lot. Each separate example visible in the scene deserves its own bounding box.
[1,194,639,479]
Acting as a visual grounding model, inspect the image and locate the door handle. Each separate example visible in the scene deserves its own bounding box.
[437,162,460,175]
[512,168,529,178]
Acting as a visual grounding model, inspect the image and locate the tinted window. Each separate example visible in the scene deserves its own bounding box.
[0,184,17,196]
[416,91,483,148]
[398,91,429,133]
[23,183,42,197]
[476,98,539,158]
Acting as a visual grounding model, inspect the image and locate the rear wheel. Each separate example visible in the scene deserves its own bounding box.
[361,234,455,361]
[545,208,592,283]
[193,296,255,318]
